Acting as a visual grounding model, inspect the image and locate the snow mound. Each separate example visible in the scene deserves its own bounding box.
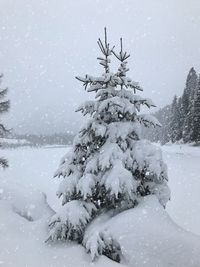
[0,181,122,267]
[0,181,54,221]
[85,196,200,267]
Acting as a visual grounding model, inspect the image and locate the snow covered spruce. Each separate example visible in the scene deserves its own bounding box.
[47,29,170,262]
[145,67,200,144]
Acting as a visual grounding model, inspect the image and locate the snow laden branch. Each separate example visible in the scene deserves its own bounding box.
[47,201,97,242]
[84,227,121,262]
[0,74,10,168]
[76,73,143,93]
[48,29,170,263]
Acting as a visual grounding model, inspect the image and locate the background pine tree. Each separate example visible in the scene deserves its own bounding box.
[144,67,199,144]
[182,68,198,142]
[169,96,181,142]
[190,75,200,143]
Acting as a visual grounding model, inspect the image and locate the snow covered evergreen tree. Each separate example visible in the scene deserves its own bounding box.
[182,68,197,116]
[143,105,171,144]
[182,68,198,142]
[47,29,170,261]
[169,96,177,142]
[147,68,198,145]
[169,95,182,142]
[190,75,200,143]
[0,74,10,168]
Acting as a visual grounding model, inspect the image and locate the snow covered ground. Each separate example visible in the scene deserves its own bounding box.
[0,143,200,266]
[163,144,200,236]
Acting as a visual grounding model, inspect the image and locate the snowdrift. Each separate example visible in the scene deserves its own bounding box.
[0,181,123,267]
[1,180,200,267]
[88,195,200,267]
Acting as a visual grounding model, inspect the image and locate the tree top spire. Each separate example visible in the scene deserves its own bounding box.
[97,27,114,73]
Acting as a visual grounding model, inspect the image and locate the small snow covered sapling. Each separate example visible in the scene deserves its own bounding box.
[47,28,170,262]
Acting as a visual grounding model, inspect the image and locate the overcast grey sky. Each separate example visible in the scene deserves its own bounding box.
[1,0,200,134]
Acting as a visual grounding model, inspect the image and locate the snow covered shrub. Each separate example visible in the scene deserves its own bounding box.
[48,28,170,261]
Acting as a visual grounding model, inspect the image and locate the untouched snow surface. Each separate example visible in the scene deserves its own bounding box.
[163,144,200,235]
[0,144,200,266]
[84,196,200,267]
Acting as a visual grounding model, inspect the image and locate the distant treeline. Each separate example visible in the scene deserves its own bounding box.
[10,132,75,146]
[144,67,200,144]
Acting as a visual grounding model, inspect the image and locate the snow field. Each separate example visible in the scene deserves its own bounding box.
[0,144,200,266]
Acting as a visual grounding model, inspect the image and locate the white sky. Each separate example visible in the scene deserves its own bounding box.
[1,0,200,134]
